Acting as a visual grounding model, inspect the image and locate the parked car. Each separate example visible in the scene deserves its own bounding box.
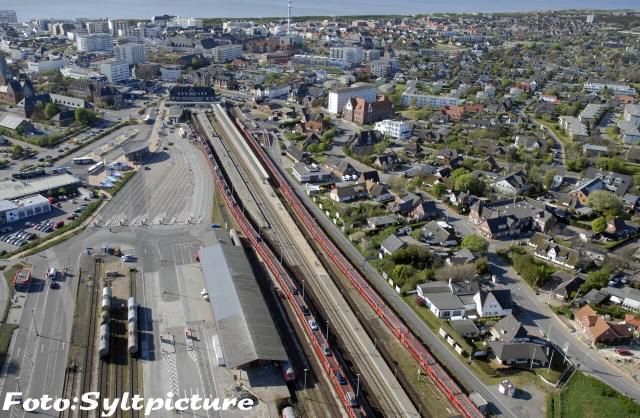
[308,319,318,331]
[335,371,347,385]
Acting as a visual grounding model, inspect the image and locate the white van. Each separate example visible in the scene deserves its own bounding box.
[48,267,57,279]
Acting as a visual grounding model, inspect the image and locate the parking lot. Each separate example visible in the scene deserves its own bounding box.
[0,193,97,255]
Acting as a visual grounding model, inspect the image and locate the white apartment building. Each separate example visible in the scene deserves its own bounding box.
[327,83,378,115]
[98,60,130,83]
[76,33,113,53]
[363,49,381,62]
[0,10,17,25]
[160,65,181,83]
[61,65,105,80]
[583,82,637,96]
[86,20,110,34]
[400,90,464,108]
[114,44,146,66]
[27,59,66,74]
[374,119,414,139]
[212,44,242,63]
[329,46,364,65]
[172,16,204,29]
[108,20,129,36]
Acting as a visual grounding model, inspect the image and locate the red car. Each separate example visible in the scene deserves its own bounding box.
[615,349,632,356]
[54,221,64,229]
[66,215,77,220]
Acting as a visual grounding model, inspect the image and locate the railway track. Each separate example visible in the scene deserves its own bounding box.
[129,270,140,418]
[193,112,361,417]
[231,110,485,418]
[209,110,412,417]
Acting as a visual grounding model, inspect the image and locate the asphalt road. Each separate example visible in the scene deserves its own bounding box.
[0,103,216,416]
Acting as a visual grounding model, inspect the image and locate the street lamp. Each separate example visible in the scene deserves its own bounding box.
[325,320,330,340]
[302,279,305,300]
[356,373,360,397]
[303,368,308,389]
[30,308,39,337]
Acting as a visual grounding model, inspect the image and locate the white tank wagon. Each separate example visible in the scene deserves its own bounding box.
[127,297,138,323]
[101,287,112,312]
[127,321,138,355]
[99,323,109,358]
[229,229,242,246]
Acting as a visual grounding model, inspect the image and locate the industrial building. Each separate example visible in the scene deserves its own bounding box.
[0,194,51,225]
[198,234,288,369]
[0,173,81,201]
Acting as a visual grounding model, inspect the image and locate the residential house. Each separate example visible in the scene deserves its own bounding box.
[474,290,513,318]
[373,153,400,172]
[365,180,393,203]
[492,171,528,196]
[575,305,632,345]
[421,221,457,247]
[551,272,584,301]
[605,218,637,240]
[380,234,408,257]
[329,182,366,202]
[366,215,399,230]
[388,192,421,216]
[345,130,384,155]
[447,248,477,266]
[321,157,359,178]
[489,314,549,368]
[602,286,640,313]
[529,233,582,270]
[0,115,34,134]
[291,163,332,183]
[342,95,394,125]
[409,200,439,222]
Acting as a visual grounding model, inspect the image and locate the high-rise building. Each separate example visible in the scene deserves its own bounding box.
[77,33,113,53]
[98,60,130,83]
[0,10,17,25]
[212,45,242,63]
[109,20,129,36]
[86,20,110,34]
[114,44,146,66]
[329,46,364,65]
[327,83,377,115]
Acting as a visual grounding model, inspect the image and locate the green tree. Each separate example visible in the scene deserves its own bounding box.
[461,234,489,254]
[454,173,485,196]
[431,183,448,198]
[587,190,623,217]
[44,103,59,119]
[591,217,607,234]
[74,108,96,126]
[544,169,557,190]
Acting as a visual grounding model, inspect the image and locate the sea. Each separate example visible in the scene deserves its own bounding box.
[8,0,640,21]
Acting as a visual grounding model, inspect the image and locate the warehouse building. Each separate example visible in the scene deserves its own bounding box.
[199,234,287,369]
[0,194,51,225]
[0,173,81,201]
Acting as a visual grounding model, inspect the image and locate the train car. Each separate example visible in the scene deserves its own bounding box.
[281,406,296,418]
[127,321,138,355]
[127,297,138,323]
[99,324,109,358]
[281,360,296,382]
[212,334,225,366]
[229,229,241,246]
[101,287,112,312]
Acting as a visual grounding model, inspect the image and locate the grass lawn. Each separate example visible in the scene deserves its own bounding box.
[0,264,23,366]
[403,295,565,392]
[548,371,640,418]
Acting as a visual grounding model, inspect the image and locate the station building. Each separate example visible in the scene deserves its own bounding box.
[199,232,288,369]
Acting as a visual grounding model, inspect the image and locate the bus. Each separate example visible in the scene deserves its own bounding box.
[73,157,96,165]
[88,161,105,175]
[212,334,225,366]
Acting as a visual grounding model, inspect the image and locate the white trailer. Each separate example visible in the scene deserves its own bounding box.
[212,334,225,366]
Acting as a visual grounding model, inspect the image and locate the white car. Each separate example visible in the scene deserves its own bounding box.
[121,255,136,262]
[201,288,209,301]
[308,319,318,331]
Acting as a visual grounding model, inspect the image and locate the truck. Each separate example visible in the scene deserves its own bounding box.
[212,334,225,366]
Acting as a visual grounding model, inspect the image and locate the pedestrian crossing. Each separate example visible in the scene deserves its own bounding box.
[162,352,180,396]
[94,211,204,227]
